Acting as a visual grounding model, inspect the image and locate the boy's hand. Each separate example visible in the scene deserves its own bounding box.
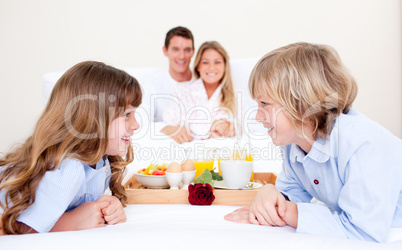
[225,201,298,228]
[249,184,287,226]
[281,201,298,228]
[97,195,127,225]
[224,207,252,223]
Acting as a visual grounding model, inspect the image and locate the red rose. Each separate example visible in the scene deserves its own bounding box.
[188,183,215,205]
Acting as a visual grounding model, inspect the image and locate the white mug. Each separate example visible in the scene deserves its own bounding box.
[220,160,253,189]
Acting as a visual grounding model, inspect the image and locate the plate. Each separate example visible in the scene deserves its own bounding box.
[213,181,262,190]
[134,173,169,189]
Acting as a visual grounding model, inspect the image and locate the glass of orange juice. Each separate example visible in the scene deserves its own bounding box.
[193,159,214,179]
[184,148,215,179]
[244,152,254,181]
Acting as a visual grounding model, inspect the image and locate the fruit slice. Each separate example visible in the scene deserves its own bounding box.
[152,170,166,176]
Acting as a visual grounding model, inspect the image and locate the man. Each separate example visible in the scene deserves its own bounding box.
[146,26,195,144]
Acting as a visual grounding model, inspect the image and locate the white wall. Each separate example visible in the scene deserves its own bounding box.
[0,0,401,152]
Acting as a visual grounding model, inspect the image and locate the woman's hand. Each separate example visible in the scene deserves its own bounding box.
[249,184,287,226]
[161,125,193,144]
[97,195,127,225]
[209,119,235,138]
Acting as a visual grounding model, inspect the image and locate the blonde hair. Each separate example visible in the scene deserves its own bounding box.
[193,41,236,116]
[0,61,142,234]
[249,42,358,139]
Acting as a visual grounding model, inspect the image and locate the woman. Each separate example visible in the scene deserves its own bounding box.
[163,41,236,141]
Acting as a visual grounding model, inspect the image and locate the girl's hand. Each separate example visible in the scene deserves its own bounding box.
[249,184,287,226]
[209,120,235,138]
[52,200,109,232]
[97,195,127,225]
[71,200,109,230]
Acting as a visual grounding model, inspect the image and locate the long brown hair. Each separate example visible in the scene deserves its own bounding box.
[193,41,236,116]
[0,61,142,234]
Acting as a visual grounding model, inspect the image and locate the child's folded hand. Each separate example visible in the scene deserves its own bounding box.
[97,195,127,225]
[224,207,252,223]
[249,184,287,227]
[67,200,109,231]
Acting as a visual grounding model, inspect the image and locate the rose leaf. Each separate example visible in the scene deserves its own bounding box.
[210,170,223,181]
[194,169,212,184]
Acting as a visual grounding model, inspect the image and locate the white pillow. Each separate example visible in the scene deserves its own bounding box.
[230,58,259,110]
[42,72,65,104]
[229,58,265,135]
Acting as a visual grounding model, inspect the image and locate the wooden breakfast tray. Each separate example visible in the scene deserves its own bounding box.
[124,172,277,206]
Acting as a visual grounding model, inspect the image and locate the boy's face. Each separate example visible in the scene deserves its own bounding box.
[163,36,194,76]
[105,105,139,157]
[255,93,301,147]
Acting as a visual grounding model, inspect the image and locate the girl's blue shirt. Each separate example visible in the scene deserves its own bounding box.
[0,157,111,233]
[276,108,402,242]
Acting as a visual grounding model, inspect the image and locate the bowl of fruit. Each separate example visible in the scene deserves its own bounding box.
[134,163,169,189]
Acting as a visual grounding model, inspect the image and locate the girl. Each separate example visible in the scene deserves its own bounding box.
[163,41,236,141]
[0,61,142,234]
[224,42,402,242]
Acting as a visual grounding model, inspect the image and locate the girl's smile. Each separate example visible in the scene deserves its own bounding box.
[106,105,139,157]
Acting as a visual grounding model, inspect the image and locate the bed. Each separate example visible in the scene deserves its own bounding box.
[2,204,401,250]
[3,60,401,250]
[3,135,401,249]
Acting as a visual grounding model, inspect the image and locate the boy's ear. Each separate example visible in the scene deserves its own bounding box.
[163,46,168,57]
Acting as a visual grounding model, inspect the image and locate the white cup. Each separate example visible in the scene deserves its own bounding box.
[166,172,183,190]
[220,160,253,189]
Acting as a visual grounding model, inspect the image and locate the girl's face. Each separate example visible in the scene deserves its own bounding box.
[255,92,312,152]
[197,49,225,87]
[105,105,139,157]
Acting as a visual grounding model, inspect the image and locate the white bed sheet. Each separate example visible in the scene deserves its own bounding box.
[2,204,401,250]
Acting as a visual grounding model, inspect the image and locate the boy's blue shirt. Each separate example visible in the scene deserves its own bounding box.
[276,108,402,242]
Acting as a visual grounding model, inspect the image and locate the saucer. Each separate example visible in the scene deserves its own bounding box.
[213,181,262,190]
